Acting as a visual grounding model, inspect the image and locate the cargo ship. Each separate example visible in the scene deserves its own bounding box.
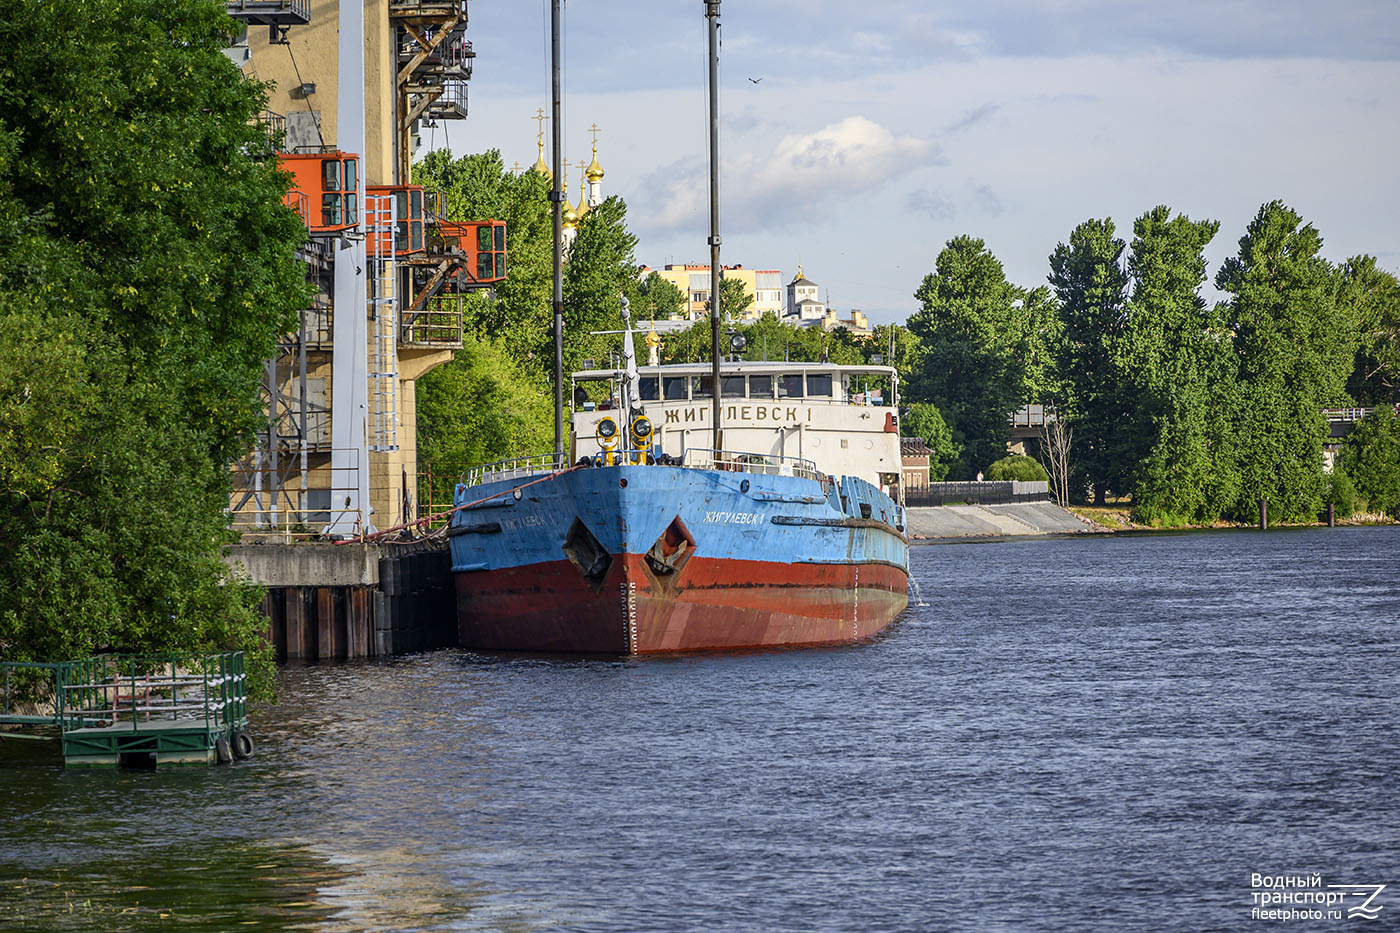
[446,0,906,653]
[446,306,910,653]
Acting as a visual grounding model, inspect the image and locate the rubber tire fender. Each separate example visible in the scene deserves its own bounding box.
[231,730,255,760]
[215,735,233,764]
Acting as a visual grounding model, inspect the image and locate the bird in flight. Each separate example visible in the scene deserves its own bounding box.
[748,76,763,84]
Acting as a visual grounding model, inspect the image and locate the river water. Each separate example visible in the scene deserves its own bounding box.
[2,525,1398,931]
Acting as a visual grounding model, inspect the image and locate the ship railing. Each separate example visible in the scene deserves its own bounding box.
[681,448,825,483]
[462,452,570,487]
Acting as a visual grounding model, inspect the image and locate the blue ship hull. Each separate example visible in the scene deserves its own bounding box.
[448,464,909,653]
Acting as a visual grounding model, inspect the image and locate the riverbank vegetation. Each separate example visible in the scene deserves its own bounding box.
[415,146,1398,529]
[0,0,308,686]
[902,204,1400,526]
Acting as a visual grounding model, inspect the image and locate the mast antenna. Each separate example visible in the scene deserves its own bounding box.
[705,0,722,457]
[550,0,565,462]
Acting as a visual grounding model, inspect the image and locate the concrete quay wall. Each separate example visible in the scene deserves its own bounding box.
[225,541,455,661]
[905,502,1093,540]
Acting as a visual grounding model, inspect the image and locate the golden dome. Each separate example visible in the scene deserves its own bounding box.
[586,123,605,181]
[560,163,577,226]
[576,177,590,217]
[532,109,551,179]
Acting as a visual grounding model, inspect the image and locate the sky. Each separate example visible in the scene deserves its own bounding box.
[430,1,1400,326]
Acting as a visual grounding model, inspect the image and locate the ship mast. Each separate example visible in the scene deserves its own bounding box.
[551,0,565,462]
[705,0,722,456]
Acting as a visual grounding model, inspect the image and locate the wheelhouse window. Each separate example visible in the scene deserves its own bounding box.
[721,375,746,398]
[662,376,688,400]
[639,377,659,401]
[806,373,833,397]
[748,375,773,398]
[778,374,804,398]
[691,375,714,399]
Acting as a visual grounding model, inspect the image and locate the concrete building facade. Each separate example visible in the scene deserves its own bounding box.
[642,264,785,321]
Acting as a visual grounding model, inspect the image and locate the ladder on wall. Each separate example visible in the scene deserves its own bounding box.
[365,194,399,453]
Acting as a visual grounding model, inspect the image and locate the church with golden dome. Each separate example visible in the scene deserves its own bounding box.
[526,112,606,249]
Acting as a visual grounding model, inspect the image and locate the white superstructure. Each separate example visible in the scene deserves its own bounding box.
[570,361,903,499]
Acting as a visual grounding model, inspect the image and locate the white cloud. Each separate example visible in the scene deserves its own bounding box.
[637,116,942,235]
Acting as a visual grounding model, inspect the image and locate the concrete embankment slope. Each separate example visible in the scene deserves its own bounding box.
[905,502,1093,539]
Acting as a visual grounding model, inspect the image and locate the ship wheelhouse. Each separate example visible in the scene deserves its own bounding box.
[569,361,904,499]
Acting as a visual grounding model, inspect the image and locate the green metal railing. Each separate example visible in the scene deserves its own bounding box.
[0,652,247,734]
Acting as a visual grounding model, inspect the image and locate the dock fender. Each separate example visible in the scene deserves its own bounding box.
[232,730,255,760]
[215,735,232,764]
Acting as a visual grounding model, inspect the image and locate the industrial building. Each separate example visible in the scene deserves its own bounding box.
[224,0,499,538]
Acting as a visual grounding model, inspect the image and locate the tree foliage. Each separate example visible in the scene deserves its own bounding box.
[416,333,553,487]
[901,402,960,481]
[907,236,1054,478]
[1339,406,1400,516]
[0,0,310,681]
[1047,217,1128,503]
[563,196,641,374]
[1120,206,1234,522]
[1340,255,1400,405]
[1217,201,1358,521]
[415,149,553,371]
[414,151,647,469]
[985,454,1049,483]
[635,271,686,323]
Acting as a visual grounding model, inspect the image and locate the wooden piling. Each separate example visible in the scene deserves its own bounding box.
[316,587,334,660]
[349,587,371,658]
[286,587,314,660]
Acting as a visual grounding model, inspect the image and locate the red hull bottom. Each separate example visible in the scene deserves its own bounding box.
[456,554,908,654]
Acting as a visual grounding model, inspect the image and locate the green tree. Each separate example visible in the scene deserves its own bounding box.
[416,332,553,497]
[1047,218,1129,503]
[414,152,647,470]
[908,236,1042,478]
[1217,201,1359,521]
[1338,406,1400,516]
[1120,206,1234,522]
[714,277,755,320]
[563,196,640,374]
[635,271,685,323]
[415,149,554,371]
[985,454,1049,483]
[0,0,309,684]
[1339,255,1400,405]
[901,402,960,481]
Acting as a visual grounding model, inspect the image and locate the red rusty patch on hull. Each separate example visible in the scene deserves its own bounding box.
[457,555,908,654]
